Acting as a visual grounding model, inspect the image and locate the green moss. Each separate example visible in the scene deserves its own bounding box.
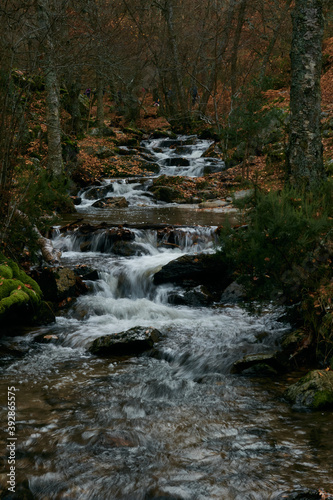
[0,289,30,317]
[0,265,13,279]
[313,390,333,409]
[0,254,44,325]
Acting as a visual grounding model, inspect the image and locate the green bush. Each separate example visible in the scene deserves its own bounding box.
[218,183,333,348]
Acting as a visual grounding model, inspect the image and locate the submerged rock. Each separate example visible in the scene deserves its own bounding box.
[272,489,330,500]
[284,370,333,410]
[92,196,129,208]
[89,326,162,356]
[168,285,213,307]
[231,352,281,376]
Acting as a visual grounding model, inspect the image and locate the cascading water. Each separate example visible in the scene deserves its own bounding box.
[1,136,333,500]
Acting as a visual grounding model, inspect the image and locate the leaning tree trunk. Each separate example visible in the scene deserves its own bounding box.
[286,0,325,189]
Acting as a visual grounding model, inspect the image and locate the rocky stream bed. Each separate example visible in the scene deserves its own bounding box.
[1,135,333,500]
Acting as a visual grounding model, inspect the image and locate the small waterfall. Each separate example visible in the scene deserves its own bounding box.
[141,135,225,177]
[52,225,219,256]
[2,134,330,500]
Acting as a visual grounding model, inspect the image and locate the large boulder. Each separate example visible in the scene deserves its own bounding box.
[30,267,88,306]
[74,225,136,254]
[153,254,233,298]
[284,370,333,410]
[0,255,55,329]
[150,185,182,203]
[89,326,162,356]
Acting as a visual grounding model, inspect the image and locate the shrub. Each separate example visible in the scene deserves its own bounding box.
[218,183,333,362]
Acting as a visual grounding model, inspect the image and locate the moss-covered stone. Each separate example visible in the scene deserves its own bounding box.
[0,264,13,279]
[284,370,333,410]
[0,254,51,328]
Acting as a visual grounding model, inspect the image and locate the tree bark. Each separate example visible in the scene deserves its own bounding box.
[163,0,187,119]
[230,0,247,99]
[286,0,325,189]
[37,0,63,177]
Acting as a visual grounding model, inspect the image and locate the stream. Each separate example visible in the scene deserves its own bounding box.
[1,136,333,500]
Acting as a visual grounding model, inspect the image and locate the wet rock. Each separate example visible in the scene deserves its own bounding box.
[73,265,99,281]
[71,196,82,205]
[117,146,138,155]
[198,199,229,209]
[153,254,233,296]
[203,163,225,174]
[168,285,213,307]
[89,326,162,356]
[83,184,114,200]
[284,370,333,410]
[272,489,324,500]
[162,157,190,167]
[34,333,61,344]
[77,226,136,254]
[30,267,88,304]
[92,196,129,208]
[231,352,281,375]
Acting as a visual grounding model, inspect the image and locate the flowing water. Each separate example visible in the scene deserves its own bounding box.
[1,136,333,500]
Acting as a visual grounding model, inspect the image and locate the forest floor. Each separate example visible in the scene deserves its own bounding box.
[73,36,333,201]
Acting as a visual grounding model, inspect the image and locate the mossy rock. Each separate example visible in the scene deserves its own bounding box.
[284,370,333,410]
[0,264,13,279]
[0,254,49,328]
[150,186,182,203]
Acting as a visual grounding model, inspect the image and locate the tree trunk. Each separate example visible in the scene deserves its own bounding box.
[230,0,247,100]
[258,0,293,88]
[96,72,105,130]
[45,64,63,176]
[286,0,325,189]
[37,0,63,177]
[163,0,187,119]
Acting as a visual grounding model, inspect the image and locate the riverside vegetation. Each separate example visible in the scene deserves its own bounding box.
[1,20,333,416]
[0,84,332,412]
